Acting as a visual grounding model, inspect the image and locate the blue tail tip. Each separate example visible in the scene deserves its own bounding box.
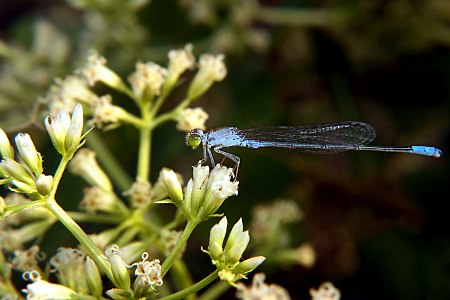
[412,146,442,158]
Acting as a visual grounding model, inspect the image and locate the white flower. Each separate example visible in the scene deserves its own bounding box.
[132,253,163,289]
[176,107,209,131]
[310,282,340,300]
[79,50,124,88]
[167,44,195,81]
[79,186,118,214]
[11,246,43,272]
[124,179,153,208]
[187,53,227,100]
[90,95,128,128]
[44,76,95,115]
[128,62,167,98]
[235,273,291,300]
[183,164,238,221]
[22,271,76,300]
[45,104,84,155]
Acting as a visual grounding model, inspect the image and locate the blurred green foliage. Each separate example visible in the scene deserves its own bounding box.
[1,0,449,299]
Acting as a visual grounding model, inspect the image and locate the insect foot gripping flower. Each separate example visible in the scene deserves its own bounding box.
[45,103,84,156]
[235,273,291,300]
[310,282,341,300]
[204,217,265,285]
[182,164,239,221]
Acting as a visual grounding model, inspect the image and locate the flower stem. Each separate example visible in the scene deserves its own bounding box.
[161,220,199,278]
[197,280,230,300]
[137,100,152,181]
[46,198,115,284]
[151,97,192,129]
[158,270,219,300]
[2,199,47,218]
[45,154,116,285]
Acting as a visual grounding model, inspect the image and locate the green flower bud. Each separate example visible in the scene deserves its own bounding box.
[161,169,184,206]
[0,128,14,159]
[232,256,265,274]
[64,104,83,154]
[85,256,103,297]
[15,133,42,176]
[106,245,131,290]
[0,157,35,186]
[35,174,53,196]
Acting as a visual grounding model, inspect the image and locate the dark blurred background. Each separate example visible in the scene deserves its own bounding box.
[1,0,449,299]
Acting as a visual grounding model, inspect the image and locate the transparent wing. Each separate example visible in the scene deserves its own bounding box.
[238,121,376,153]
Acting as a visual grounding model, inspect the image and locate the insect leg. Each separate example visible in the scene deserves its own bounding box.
[204,143,215,168]
[213,147,240,178]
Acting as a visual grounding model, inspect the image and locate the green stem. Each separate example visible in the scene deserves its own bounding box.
[46,199,115,284]
[137,126,151,181]
[197,281,230,300]
[118,109,147,128]
[2,199,47,218]
[151,97,192,129]
[158,270,219,300]
[161,220,199,278]
[45,154,116,285]
[149,90,170,119]
[170,260,196,300]
[136,99,152,181]
[67,211,121,224]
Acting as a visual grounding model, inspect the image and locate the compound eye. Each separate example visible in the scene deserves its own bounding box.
[186,133,202,149]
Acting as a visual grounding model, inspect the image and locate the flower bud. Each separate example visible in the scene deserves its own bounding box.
[64,103,83,154]
[224,219,249,263]
[208,217,227,260]
[105,245,131,289]
[0,128,14,159]
[161,169,184,206]
[0,157,35,186]
[85,256,103,297]
[35,174,53,196]
[15,133,43,176]
[0,196,5,215]
[45,111,70,155]
[232,256,265,274]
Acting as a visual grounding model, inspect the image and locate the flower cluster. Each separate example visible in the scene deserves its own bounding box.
[162,164,239,222]
[0,44,292,300]
[204,217,265,285]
